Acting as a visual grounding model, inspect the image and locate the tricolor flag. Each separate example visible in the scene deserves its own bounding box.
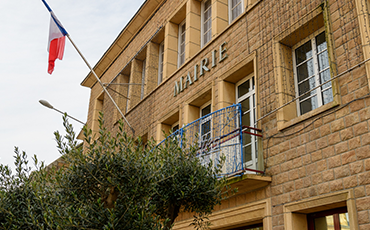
[42,0,68,74]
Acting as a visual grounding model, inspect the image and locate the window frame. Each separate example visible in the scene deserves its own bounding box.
[158,41,164,84]
[201,0,212,47]
[292,27,333,116]
[178,20,186,67]
[171,121,179,132]
[236,75,258,170]
[228,0,244,23]
[141,59,146,100]
[199,101,212,149]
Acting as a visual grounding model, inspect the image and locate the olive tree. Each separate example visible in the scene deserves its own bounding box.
[0,114,231,229]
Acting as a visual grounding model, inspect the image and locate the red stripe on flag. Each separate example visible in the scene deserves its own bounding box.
[48,36,65,74]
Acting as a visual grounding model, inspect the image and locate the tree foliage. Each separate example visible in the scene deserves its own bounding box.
[0,114,231,229]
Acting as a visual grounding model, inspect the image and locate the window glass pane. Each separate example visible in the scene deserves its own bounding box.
[205,0,211,9]
[231,0,242,21]
[300,95,318,114]
[232,6,242,20]
[297,59,315,82]
[172,124,179,132]
[243,144,252,162]
[204,32,211,44]
[240,98,250,113]
[181,23,186,33]
[298,76,316,98]
[295,41,312,64]
[253,94,256,123]
[232,0,238,6]
[316,32,327,53]
[238,80,250,97]
[207,19,212,29]
[158,42,164,84]
[242,112,250,127]
[339,213,350,229]
[314,215,333,230]
[201,120,211,136]
[320,69,332,89]
[180,55,185,66]
[243,131,251,144]
[322,88,333,105]
[201,105,211,116]
[203,0,212,45]
[318,51,329,71]
[179,22,186,66]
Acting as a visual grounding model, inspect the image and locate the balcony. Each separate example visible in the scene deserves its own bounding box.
[157,104,270,189]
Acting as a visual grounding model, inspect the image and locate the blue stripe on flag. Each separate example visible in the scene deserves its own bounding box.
[42,0,68,36]
[51,12,68,36]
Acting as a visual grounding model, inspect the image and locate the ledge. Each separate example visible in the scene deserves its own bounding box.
[277,98,340,131]
[227,173,271,194]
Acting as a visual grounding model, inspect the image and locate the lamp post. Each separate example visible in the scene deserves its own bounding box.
[39,100,85,125]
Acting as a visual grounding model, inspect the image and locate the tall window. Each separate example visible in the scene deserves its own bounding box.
[229,0,243,22]
[202,0,212,46]
[237,77,257,170]
[293,31,333,115]
[200,103,212,148]
[158,41,164,84]
[307,207,350,230]
[141,59,146,99]
[178,20,186,67]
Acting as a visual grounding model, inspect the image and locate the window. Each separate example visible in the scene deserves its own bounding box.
[158,41,164,84]
[140,59,146,100]
[293,31,333,115]
[236,77,257,170]
[171,121,180,141]
[202,0,212,46]
[307,207,350,230]
[229,0,243,22]
[200,103,212,148]
[284,190,358,230]
[272,10,339,130]
[178,20,186,67]
[171,122,179,132]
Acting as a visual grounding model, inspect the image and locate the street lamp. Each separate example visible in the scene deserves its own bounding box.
[39,99,85,125]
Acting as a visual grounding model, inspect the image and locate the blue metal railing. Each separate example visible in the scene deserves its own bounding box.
[156,104,262,176]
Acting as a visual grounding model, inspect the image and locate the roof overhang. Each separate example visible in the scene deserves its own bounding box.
[81,0,164,88]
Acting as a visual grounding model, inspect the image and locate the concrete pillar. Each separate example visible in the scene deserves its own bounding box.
[163,22,179,79]
[127,59,143,109]
[145,42,160,95]
[212,0,228,36]
[186,0,201,60]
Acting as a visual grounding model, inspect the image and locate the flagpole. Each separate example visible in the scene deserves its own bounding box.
[66,34,135,135]
[41,0,134,135]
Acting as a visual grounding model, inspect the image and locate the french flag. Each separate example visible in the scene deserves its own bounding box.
[42,0,68,74]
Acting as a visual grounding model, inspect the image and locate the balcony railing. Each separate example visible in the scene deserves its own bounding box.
[157,104,263,176]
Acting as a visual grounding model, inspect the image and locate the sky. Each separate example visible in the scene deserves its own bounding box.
[0,0,144,171]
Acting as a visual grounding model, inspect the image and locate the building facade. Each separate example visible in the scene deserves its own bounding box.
[81,0,370,229]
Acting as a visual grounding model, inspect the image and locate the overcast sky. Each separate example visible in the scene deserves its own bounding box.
[0,0,144,171]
